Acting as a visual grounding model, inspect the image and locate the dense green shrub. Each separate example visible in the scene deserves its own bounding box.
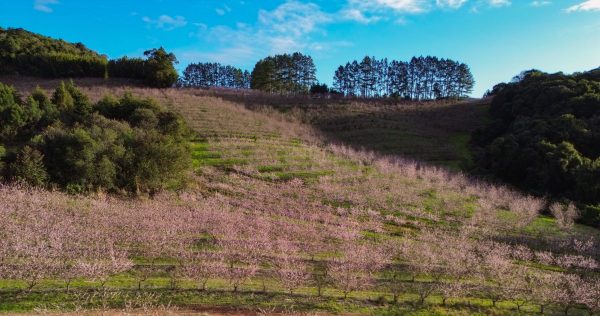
[0,81,191,194]
[0,28,107,77]
[108,57,146,80]
[107,48,178,88]
[142,48,179,88]
[473,68,600,227]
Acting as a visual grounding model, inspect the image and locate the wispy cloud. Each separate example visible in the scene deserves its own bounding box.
[436,0,469,9]
[566,0,600,12]
[258,1,332,38]
[346,0,430,16]
[215,5,231,16]
[183,1,350,66]
[340,8,382,24]
[34,0,58,13]
[142,15,188,31]
[530,0,551,7]
[340,0,510,23]
[487,0,511,7]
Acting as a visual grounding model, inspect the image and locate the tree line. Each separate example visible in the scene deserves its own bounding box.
[178,62,251,89]
[333,56,474,100]
[0,27,107,78]
[0,28,179,88]
[473,68,600,227]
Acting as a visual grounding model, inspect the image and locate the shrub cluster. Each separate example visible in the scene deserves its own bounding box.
[473,68,600,226]
[0,81,191,194]
[108,48,179,88]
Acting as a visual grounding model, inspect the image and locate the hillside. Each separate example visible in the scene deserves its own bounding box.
[0,28,107,77]
[0,77,599,315]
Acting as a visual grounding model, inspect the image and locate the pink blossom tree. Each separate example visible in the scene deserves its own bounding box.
[328,240,385,299]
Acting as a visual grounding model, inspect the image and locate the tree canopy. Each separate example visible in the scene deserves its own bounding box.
[0,82,191,194]
[0,27,107,78]
[333,56,474,100]
[179,62,251,89]
[250,52,317,94]
[108,47,179,88]
[473,68,600,227]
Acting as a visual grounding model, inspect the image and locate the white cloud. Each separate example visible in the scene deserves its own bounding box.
[142,15,188,31]
[185,1,350,67]
[33,0,58,13]
[215,5,231,16]
[530,0,551,7]
[348,0,430,14]
[488,0,510,7]
[257,1,332,38]
[340,8,382,24]
[436,0,469,9]
[566,0,600,12]
[342,0,510,23]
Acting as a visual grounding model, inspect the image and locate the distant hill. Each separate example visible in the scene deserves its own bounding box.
[0,27,107,77]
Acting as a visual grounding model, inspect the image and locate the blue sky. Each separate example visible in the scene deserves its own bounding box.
[1,0,599,96]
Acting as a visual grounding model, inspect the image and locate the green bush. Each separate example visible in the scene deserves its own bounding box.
[108,57,146,80]
[142,48,179,88]
[0,81,192,195]
[473,68,600,227]
[107,47,179,88]
[11,146,47,187]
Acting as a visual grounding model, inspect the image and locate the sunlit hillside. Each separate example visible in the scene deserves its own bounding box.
[0,77,598,315]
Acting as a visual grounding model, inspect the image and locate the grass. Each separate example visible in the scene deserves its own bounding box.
[1,280,584,315]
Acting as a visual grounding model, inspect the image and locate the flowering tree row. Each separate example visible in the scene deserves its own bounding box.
[0,183,599,314]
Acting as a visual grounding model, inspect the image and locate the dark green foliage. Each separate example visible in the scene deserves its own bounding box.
[0,28,180,88]
[0,144,5,175]
[179,62,250,89]
[473,68,600,226]
[333,56,474,99]
[107,57,146,80]
[310,84,329,95]
[107,47,179,88]
[251,52,317,94]
[0,83,26,139]
[11,146,48,187]
[142,48,179,88]
[0,82,192,194]
[0,27,107,78]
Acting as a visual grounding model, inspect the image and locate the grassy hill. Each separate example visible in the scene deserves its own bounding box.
[0,28,107,77]
[0,77,599,315]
